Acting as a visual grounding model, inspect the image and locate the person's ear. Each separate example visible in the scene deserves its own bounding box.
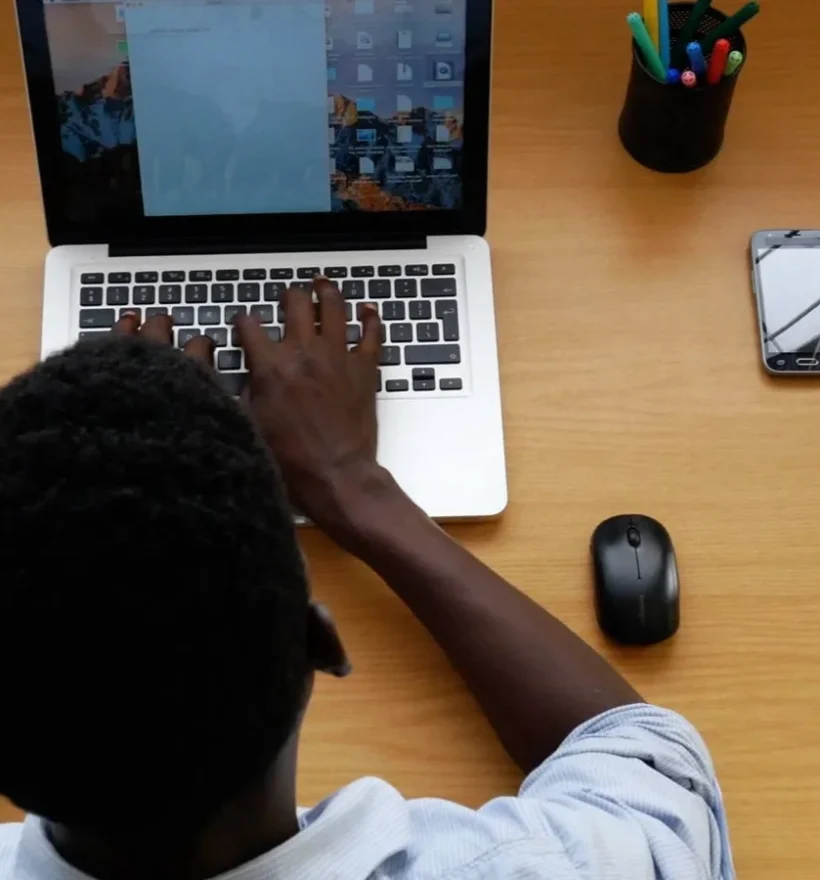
[307,602,351,678]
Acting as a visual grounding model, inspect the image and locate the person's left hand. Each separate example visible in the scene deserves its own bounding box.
[111,312,215,366]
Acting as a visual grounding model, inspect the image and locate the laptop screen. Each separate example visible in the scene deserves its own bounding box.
[41,0,467,220]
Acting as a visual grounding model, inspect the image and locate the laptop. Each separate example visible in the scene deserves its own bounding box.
[15,0,506,520]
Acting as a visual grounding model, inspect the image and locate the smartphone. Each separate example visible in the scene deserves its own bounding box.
[751,229,820,375]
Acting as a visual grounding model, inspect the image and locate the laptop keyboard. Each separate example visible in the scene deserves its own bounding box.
[76,261,467,398]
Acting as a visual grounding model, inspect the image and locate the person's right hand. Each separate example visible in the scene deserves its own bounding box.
[235,279,389,536]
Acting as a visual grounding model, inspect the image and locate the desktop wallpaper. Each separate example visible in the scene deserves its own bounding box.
[43,0,467,220]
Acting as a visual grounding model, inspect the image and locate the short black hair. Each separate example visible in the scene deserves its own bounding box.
[0,337,310,831]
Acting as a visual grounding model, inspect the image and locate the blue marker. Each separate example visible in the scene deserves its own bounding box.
[686,41,707,78]
[658,0,671,68]
[666,68,682,85]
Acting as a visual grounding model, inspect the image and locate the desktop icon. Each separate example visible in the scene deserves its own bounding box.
[434,61,453,81]
[357,31,373,51]
[433,155,453,171]
[435,30,454,47]
[328,95,337,116]
[357,129,376,144]
[356,96,376,113]
[325,35,334,51]
[397,30,413,50]
[436,124,450,142]
[359,156,375,174]
[355,0,374,13]
[357,63,374,82]
[395,156,415,173]
[435,2,453,15]
[394,0,414,12]
[397,62,413,81]
[396,94,413,113]
[396,125,413,144]
[433,94,454,111]
[327,67,337,82]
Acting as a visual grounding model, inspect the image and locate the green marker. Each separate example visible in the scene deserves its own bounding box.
[724,50,744,76]
[627,12,667,82]
[701,1,761,54]
[672,0,713,69]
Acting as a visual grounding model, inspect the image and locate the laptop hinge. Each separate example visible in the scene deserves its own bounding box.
[109,235,428,258]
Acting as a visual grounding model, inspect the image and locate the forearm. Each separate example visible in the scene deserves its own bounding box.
[324,468,642,774]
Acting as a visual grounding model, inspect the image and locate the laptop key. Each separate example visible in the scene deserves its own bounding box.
[382,301,405,321]
[346,325,362,344]
[352,266,375,278]
[105,286,130,305]
[212,283,235,303]
[108,272,132,284]
[291,281,313,292]
[80,287,103,306]
[198,306,221,325]
[243,269,266,280]
[412,368,435,381]
[324,267,348,278]
[432,264,456,276]
[79,309,115,329]
[405,265,429,277]
[395,279,418,298]
[378,265,401,277]
[185,284,208,303]
[404,344,461,365]
[238,283,260,303]
[390,323,413,343]
[413,379,436,392]
[265,327,282,342]
[264,282,286,301]
[298,267,321,278]
[342,280,365,299]
[270,268,294,280]
[177,328,201,346]
[368,280,391,299]
[218,350,242,371]
[225,306,247,324]
[216,269,240,281]
[379,346,401,367]
[159,285,182,304]
[436,301,460,341]
[220,372,248,396]
[133,286,156,305]
[80,273,104,284]
[172,307,195,326]
[162,271,186,282]
[421,278,457,297]
[250,304,274,324]
[146,307,169,319]
[79,330,110,341]
[205,327,228,347]
[409,301,432,320]
[118,308,141,322]
[386,380,409,393]
[189,270,212,282]
[416,322,440,343]
[136,271,159,283]
[440,378,463,391]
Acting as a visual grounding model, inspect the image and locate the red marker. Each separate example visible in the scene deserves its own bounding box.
[682,70,698,88]
[707,39,731,86]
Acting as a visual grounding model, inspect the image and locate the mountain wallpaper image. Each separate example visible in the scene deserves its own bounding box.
[56,63,462,215]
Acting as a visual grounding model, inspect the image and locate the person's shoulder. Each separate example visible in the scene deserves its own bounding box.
[0,823,24,876]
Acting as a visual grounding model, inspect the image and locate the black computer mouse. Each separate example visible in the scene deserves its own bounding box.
[591,514,680,645]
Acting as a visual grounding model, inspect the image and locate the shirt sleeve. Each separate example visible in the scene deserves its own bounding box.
[477,704,735,880]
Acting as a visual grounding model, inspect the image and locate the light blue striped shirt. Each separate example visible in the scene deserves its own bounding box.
[0,705,734,880]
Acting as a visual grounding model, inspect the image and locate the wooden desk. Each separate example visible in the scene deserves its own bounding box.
[1,1,818,876]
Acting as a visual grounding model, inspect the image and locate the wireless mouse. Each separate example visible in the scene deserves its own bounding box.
[591,514,680,645]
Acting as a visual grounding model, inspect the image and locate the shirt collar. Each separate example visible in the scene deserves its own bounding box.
[15,778,411,880]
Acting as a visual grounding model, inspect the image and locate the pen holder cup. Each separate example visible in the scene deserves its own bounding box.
[618,3,747,173]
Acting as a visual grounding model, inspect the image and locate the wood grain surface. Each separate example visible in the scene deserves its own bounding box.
[2,1,819,876]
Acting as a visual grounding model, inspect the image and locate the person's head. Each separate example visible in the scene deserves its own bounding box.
[0,337,346,836]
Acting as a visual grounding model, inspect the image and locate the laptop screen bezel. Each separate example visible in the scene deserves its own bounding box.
[16,0,493,248]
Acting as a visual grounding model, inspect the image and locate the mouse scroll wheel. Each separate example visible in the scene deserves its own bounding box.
[627,527,641,548]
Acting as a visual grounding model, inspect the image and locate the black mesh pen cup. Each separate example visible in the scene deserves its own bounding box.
[618,3,747,173]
